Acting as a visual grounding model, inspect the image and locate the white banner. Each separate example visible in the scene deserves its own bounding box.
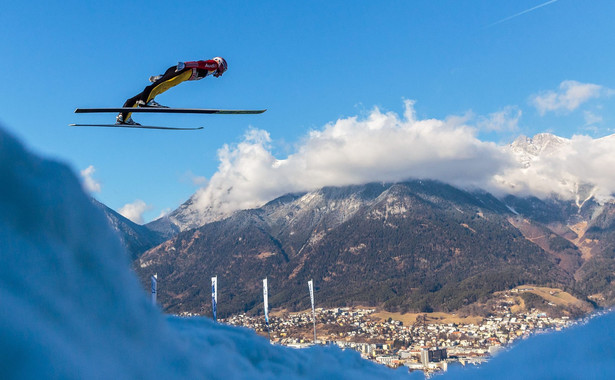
[308,279,315,314]
[263,278,269,324]
[308,279,316,343]
[151,274,157,305]
[211,276,218,322]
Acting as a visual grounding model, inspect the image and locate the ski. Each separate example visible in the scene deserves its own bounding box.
[69,124,204,131]
[74,107,267,114]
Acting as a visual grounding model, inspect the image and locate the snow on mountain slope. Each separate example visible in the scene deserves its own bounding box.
[0,126,410,379]
[494,133,615,204]
[509,133,568,168]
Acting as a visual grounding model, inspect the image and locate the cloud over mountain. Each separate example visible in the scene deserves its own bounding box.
[186,100,615,221]
[495,133,615,203]
[119,199,153,224]
[192,101,509,216]
[80,165,101,193]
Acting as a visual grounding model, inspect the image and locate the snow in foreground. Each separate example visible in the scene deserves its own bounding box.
[0,125,614,379]
[0,126,408,379]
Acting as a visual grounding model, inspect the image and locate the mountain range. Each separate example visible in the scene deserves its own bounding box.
[99,133,615,317]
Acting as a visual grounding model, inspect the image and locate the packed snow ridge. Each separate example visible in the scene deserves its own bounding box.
[1,124,614,379]
[0,126,408,379]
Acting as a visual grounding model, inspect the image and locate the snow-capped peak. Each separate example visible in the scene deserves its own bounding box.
[509,133,569,168]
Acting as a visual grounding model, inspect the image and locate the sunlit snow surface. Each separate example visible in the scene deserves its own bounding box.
[447,312,615,379]
[1,125,614,379]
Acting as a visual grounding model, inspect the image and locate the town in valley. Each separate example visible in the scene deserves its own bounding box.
[179,286,601,375]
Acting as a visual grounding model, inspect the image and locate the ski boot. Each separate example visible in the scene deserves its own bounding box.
[145,99,168,108]
[115,113,141,126]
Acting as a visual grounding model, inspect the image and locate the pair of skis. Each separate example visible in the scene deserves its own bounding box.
[70,107,267,130]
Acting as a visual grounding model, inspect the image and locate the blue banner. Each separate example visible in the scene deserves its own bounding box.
[263,278,269,324]
[211,276,218,322]
[151,274,157,305]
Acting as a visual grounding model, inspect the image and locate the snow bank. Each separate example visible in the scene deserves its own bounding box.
[1,124,614,379]
[0,126,408,379]
[449,312,615,379]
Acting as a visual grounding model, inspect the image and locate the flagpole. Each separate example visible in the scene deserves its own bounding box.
[308,279,316,344]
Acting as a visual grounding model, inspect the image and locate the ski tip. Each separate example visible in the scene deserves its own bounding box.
[69,124,204,130]
[74,107,267,114]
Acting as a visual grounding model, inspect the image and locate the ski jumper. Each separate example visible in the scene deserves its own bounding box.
[120,60,220,120]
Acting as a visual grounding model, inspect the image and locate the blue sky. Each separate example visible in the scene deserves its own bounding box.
[1,0,614,223]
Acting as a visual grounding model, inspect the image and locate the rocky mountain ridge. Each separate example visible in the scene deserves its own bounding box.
[133,180,608,316]
[116,132,615,316]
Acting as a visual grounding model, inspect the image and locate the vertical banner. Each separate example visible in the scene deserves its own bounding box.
[263,278,269,324]
[263,277,271,341]
[308,279,316,343]
[151,274,157,305]
[308,279,315,314]
[211,276,218,322]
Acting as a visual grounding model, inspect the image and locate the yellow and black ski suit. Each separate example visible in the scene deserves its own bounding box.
[120,60,218,120]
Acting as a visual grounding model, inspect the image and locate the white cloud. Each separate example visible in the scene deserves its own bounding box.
[119,200,153,224]
[531,80,609,115]
[584,110,603,126]
[477,106,522,132]
[80,165,101,193]
[193,100,511,215]
[191,176,208,186]
[492,134,615,203]
[156,208,172,220]
[182,171,208,187]
[182,97,615,220]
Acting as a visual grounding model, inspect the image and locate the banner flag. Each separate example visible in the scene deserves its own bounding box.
[308,279,317,343]
[263,278,269,324]
[308,279,315,314]
[211,276,218,322]
[151,274,157,305]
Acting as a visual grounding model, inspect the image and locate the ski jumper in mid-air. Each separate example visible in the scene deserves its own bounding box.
[116,57,228,125]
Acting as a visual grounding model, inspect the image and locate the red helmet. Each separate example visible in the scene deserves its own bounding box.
[212,57,227,77]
